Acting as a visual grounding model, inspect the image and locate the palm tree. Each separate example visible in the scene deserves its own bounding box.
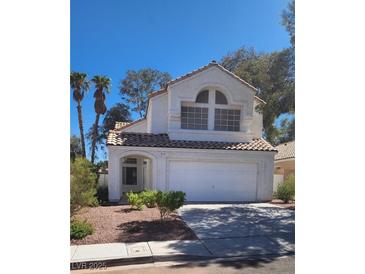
[90,75,111,164]
[70,72,90,158]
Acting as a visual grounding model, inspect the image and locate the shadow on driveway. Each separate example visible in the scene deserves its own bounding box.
[177,204,295,257]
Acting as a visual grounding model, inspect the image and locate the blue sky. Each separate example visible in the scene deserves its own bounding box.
[71,0,291,161]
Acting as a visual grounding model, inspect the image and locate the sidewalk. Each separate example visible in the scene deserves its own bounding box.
[70,237,293,270]
[71,240,212,269]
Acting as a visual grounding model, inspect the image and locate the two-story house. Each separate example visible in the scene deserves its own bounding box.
[107,61,276,202]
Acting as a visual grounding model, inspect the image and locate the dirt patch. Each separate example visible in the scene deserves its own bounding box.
[270,199,295,210]
[71,205,197,245]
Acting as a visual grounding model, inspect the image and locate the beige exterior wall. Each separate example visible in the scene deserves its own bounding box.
[274,158,295,180]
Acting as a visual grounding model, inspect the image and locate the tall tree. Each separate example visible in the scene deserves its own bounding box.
[220,48,294,144]
[120,68,171,118]
[101,103,131,138]
[278,0,295,144]
[219,2,295,144]
[276,118,295,144]
[282,0,295,47]
[90,75,111,164]
[221,46,260,72]
[86,103,131,156]
[70,72,90,157]
[86,124,103,162]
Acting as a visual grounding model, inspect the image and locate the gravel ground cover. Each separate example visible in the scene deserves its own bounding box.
[71,205,197,245]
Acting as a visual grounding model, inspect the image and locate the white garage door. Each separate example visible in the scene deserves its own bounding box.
[168,161,258,202]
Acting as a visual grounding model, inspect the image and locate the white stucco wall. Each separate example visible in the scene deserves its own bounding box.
[108,145,275,202]
[166,66,257,142]
[146,93,168,133]
[123,119,147,133]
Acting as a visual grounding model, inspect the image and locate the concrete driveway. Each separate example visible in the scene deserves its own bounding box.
[178,203,294,257]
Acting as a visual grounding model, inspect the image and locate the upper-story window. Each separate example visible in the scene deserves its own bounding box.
[181,88,241,131]
[214,108,240,131]
[215,90,228,104]
[195,90,209,103]
[181,106,208,130]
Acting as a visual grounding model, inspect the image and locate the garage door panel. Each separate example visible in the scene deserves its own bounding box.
[168,161,257,202]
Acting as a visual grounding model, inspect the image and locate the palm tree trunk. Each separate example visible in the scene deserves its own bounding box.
[91,113,100,164]
[77,102,86,157]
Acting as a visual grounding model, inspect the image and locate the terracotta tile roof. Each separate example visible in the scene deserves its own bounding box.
[168,60,258,91]
[115,122,130,130]
[147,61,266,104]
[114,118,145,131]
[148,88,167,98]
[275,141,295,160]
[107,132,276,152]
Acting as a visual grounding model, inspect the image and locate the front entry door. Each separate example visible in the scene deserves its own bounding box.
[125,166,137,185]
[122,157,144,192]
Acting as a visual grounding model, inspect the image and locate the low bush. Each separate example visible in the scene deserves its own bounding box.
[70,219,93,240]
[70,157,99,215]
[126,191,144,210]
[140,190,158,208]
[155,191,185,220]
[276,174,295,203]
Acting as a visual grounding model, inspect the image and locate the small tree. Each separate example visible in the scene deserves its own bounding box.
[70,219,93,240]
[140,190,158,208]
[276,174,295,203]
[155,191,185,221]
[70,157,98,215]
[126,191,144,210]
[70,135,83,161]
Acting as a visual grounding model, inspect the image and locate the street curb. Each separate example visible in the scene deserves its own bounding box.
[70,255,154,270]
[70,251,294,270]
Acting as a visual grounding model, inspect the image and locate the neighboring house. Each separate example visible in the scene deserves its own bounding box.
[273,141,295,191]
[107,61,277,202]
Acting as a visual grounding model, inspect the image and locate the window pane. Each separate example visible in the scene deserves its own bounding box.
[124,167,137,185]
[196,90,209,103]
[214,108,240,131]
[124,158,137,164]
[181,106,208,130]
[215,91,228,105]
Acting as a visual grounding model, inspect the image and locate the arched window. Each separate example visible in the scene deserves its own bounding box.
[181,88,240,131]
[215,90,228,105]
[196,90,209,103]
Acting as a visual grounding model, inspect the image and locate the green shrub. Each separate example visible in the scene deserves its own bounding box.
[97,184,109,203]
[70,157,99,215]
[155,191,186,220]
[126,191,144,210]
[140,190,158,208]
[70,219,93,240]
[276,174,295,203]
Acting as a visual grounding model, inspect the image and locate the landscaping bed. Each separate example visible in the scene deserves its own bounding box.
[71,205,197,245]
[271,199,295,210]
